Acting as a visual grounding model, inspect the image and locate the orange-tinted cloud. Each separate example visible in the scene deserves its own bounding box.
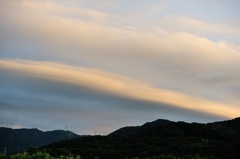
[1,59,239,119]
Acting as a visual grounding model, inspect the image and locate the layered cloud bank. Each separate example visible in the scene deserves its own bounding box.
[0,59,239,134]
[1,59,240,118]
[0,0,240,134]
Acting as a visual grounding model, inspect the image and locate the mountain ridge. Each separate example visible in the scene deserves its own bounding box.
[40,117,240,159]
[109,119,172,137]
[2,117,240,158]
[0,127,80,155]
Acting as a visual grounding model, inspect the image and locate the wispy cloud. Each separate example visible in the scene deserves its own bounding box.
[1,59,239,119]
[0,0,240,134]
[0,124,25,129]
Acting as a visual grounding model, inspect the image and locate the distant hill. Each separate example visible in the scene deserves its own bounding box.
[0,128,80,155]
[109,119,172,137]
[209,117,240,139]
[41,117,240,159]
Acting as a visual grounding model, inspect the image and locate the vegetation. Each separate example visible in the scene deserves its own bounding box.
[128,154,213,159]
[109,119,172,137]
[0,152,211,159]
[1,117,240,159]
[0,128,80,154]
[40,117,240,159]
[0,151,81,159]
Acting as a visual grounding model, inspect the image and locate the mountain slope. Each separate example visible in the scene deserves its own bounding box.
[41,117,240,159]
[0,128,80,155]
[109,119,172,137]
[209,117,240,139]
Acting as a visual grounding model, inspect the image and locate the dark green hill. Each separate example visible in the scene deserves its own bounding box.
[109,119,172,137]
[0,127,80,155]
[209,117,240,139]
[41,117,240,159]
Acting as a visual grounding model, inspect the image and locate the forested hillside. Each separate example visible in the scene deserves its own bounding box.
[1,118,240,159]
[0,128,80,154]
[38,117,240,159]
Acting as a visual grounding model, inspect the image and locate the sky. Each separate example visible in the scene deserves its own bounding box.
[0,0,240,135]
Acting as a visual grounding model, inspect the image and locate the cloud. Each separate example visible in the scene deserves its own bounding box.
[1,59,239,119]
[1,0,239,61]
[0,0,240,134]
[1,1,240,101]
[0,123,25,129]
[1,59,237,134]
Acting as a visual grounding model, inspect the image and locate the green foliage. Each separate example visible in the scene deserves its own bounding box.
[2,117,240,159]
[0,153,211,159]
[39,118,240,159]
[44,148,72,157]
[28,146,38,155]
[128,154,209,159]
[0,152,81,159]
[0,154,6,159]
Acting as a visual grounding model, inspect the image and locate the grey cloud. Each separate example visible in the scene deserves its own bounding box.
[0,65,229,134]
[195,72,237,85]
[0,92,226,135]
[0,0,240,134]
